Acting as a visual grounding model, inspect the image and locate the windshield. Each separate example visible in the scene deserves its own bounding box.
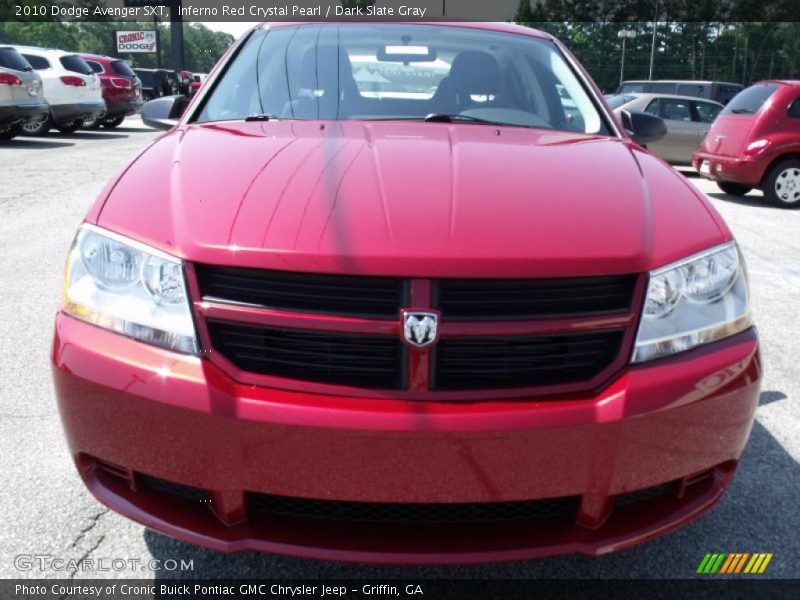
[196,24,607,135]
[721,83,779,115]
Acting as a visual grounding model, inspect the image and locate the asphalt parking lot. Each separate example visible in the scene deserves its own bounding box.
[0,119,798,581]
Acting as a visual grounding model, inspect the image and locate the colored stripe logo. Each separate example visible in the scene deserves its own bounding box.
[697,553,773,574]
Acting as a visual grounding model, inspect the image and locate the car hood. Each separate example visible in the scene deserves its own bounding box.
[96,120,728,278]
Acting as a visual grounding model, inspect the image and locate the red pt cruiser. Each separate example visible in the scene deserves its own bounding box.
[53,22,760,563]
[693,80,800,207]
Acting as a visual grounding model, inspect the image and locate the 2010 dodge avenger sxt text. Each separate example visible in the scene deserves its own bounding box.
[52,22,761,563]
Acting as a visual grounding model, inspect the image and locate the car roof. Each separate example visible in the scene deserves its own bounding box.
[255,21,553,40]
[758,79,800,87]
[621,79,741,86]
[625,92,723,106]
[12,45,75,57]
[81,54,115,62]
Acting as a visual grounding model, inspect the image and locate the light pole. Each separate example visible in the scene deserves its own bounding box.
[618,29,637,87]
[649,0,659,80]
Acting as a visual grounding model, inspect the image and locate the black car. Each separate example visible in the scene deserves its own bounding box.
[133,68,179,101]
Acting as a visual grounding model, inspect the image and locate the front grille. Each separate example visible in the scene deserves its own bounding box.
[435,275,636,320]
[207,321,406,389]
[195,265,406,318]
[433,330,625,390]
[193,266,638,394]
[249,493,579,524]
[615,482,677,507]
[138,474,208,502]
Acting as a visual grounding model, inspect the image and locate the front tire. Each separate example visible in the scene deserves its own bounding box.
[717,182,753,196]
[21,116,51,136]
[763,158,800,208]
[54,119,84,134]
[0,125,22,140]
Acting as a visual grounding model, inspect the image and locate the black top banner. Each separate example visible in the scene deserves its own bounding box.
[2,0,800,22]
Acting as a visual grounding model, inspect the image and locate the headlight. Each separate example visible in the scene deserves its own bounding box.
[63,224,197,353]
[632,242,751,363]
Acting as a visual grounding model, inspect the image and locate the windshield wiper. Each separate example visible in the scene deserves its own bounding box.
[729,108,755,114]
[355,115,532,128]
[424,113,502,125]
[244,113,279,122]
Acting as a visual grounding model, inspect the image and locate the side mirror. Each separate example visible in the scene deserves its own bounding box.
[620,110,667,145]
[141,95,189,130]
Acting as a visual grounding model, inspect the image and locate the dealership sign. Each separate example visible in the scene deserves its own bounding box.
[116,30,157,53]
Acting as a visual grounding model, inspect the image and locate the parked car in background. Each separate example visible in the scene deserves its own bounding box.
[161,69,181,95]
[54,22,759,563]
[81,54,143,129]
[610,93,723,164]
[133,68,178,101]
[617,80,743,105]
[0,46,49,140]
[133,68,157,101]
[189,72,207,96]
[177,69,194,96]
[694,80,800,207]
[14,46,104,135]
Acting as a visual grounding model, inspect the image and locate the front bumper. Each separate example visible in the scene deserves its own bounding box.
[50,101,106,125]
[692,151,767,187]
[52,314,761,563]
[0,102,50,127]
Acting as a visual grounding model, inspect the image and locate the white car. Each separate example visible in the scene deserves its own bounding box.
[13,46,105,135]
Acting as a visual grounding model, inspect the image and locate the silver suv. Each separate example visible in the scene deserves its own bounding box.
[0,46,49,141]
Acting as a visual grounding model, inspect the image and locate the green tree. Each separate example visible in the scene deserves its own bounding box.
[514,0,534,24]
[0,20,232,73]
[0,21,80,49]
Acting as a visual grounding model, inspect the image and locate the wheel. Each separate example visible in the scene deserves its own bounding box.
[83,115,101,129]
[102,116,125,128]
[717,182,752,196]
[55,119,84,134]
[20,116,51,136]
[763,158,800,208]
[0,125,22,140]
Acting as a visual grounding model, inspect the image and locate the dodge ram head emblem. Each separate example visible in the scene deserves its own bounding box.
[402,311,439,348]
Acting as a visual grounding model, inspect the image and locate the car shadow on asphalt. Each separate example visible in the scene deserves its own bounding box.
[104,127,153,133]
[0,139,75,149]
[706,192,771,209]
[675,168,700,179]
[45,132,130,141]
[144,392,798,579]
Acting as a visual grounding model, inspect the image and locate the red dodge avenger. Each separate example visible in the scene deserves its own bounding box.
[53,22,760,563]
